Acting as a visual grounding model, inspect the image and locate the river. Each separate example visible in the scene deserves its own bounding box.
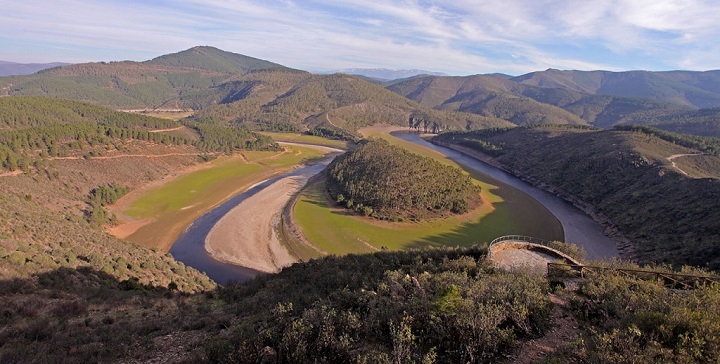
[393,132,619,260]
[172,134,619,284]
[169,161,331,285]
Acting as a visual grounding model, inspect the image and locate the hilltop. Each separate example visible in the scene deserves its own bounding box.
[331,68,448,80]
[0,46,300,109]
[6,47,720,137]
[387,75,588,126]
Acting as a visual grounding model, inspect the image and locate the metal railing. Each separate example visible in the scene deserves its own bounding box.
[548,262,719,290]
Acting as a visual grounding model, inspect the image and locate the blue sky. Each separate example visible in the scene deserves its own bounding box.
[2,0,719,75]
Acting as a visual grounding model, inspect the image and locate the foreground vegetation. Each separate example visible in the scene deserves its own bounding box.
[434,125,720,269]
[3,241,718,363]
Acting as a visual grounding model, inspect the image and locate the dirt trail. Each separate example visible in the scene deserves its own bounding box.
[148,126,185,133]
[49,152,216,161]
[506,294,579,364]
[0,170,23,178]
[667,153,703,176]
[325,113,337,128]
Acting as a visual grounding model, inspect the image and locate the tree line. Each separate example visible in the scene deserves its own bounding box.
[0,97,280,171]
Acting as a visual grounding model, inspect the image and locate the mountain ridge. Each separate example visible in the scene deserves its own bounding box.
[0,61,71,76]
[330,68,448,80]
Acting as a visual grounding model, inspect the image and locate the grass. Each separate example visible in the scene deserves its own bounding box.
[293,132,563,255]
[120,145,326,251]
[258,132,353,149]
[141,110,194,120]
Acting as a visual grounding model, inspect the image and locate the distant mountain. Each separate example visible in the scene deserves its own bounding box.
[146,46,292,73]
[0,46,301,109]
[385,74,720,133]
[6,46,720,136]
[0,61,70,76]
[387,75,588,126]
[193,73,513,134]
[331,68,448,80]
[513,69,720,108]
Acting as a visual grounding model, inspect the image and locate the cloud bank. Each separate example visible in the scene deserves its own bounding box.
[1,0,718,75]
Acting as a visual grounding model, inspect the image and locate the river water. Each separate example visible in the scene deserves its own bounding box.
[172,134,619,284]
[393,132,619,260]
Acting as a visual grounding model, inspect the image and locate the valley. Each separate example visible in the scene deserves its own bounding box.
[1,46,719,363]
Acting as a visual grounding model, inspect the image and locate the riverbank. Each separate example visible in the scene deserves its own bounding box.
[431,139,634,260]
[108,144,329,251]
[203,147,342,273]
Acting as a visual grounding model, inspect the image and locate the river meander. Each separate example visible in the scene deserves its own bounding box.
[171,133,618,284]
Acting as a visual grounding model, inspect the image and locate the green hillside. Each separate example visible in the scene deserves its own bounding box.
[387,75,587,126]
[621,107,720,137]
[2,241,718,362]
[325,139,481,220]
[193,73,513,134]
[434,126,720,269]
[146,46,293,73]
[386,74,707,132]
[513,69,720,108]
[0,91,719,363]
[0,96,278,172]
[0,46,302,109]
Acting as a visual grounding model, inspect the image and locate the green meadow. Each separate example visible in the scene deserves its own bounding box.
[293,131,563,256]
[120,146,326,251]
[258,132,353,149]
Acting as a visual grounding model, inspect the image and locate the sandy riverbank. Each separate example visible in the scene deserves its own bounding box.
[204,146,341,273]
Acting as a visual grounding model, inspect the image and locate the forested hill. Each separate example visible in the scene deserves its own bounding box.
[513,69,720,108]
[0,96,278,172]
[325,138,481,220]
[145,46,293,73]
[386,73,720,137]
[0,46,304,109]
[191,73,513,137]
[386,74,588,126]
[433,125,720,269]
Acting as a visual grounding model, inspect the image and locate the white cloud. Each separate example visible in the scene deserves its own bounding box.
[1,0,719,73]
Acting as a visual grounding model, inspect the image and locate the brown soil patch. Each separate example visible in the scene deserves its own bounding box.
[105,218,152,239]
[0,170,23,177]
[506,294,580,364]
